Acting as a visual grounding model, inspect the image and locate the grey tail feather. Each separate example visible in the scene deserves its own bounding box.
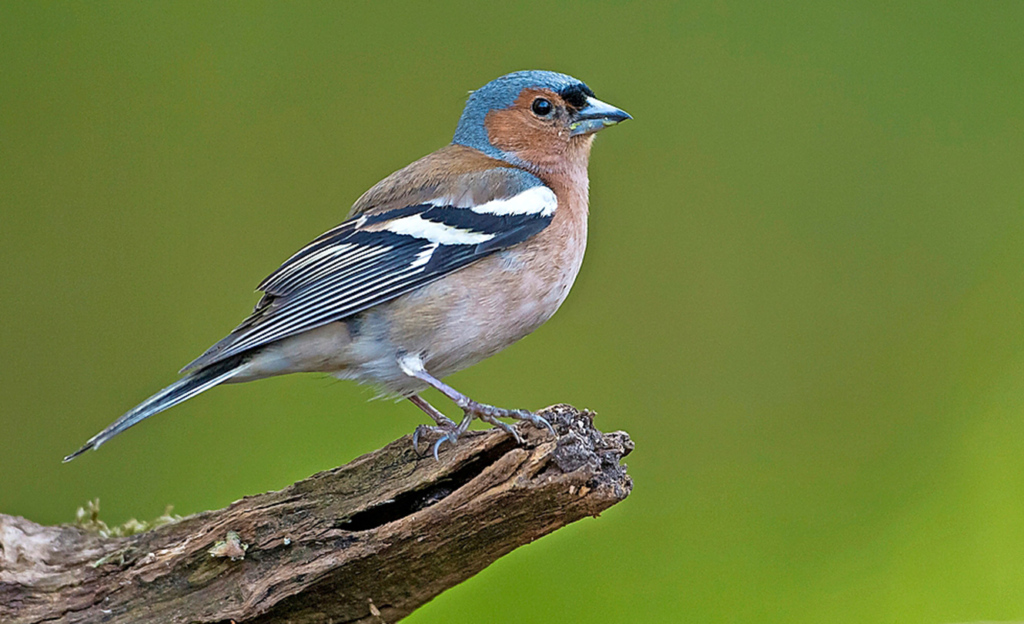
[63,356,248,462]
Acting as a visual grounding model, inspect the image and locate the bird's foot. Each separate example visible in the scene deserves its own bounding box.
[412,413,473,461]
[460,400,556,443]
[408,391,556,460]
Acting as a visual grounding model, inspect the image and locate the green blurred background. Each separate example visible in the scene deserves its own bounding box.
[3,2,1024,622]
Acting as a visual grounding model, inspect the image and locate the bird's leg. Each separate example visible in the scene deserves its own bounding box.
[408,394,473,460]
[409,394,458,429]
[399,356,555,449]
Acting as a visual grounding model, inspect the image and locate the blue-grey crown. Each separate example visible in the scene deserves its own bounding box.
[452,70,591,161]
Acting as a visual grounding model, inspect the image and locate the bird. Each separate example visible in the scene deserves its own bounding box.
[64,70,630,462]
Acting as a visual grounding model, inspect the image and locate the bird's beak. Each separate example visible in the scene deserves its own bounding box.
[569,96,632,136]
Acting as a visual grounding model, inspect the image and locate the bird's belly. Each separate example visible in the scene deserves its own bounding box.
[378,241,585,382]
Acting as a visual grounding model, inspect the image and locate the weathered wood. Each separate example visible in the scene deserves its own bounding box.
[0,405,633,623]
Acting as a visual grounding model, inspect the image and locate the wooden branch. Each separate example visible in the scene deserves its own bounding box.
[1,404,633,623]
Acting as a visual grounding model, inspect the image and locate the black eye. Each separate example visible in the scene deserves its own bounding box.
[531,98,553,117]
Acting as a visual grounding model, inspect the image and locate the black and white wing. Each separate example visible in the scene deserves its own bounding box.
[182,183,557,372]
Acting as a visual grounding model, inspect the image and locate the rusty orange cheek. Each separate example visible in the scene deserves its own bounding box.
[483,89,570,164]
[485,117,570,171]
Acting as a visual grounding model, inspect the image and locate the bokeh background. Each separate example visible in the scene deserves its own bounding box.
[3,2,1024,622]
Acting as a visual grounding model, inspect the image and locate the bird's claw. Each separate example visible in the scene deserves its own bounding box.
[413,424,455,456]
[412,413,473,459]
[476,413,524,444]
[413,426,456,461]
[431,434,451,461]
[515,409,556,437]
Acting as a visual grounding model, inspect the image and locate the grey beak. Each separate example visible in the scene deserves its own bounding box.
[569,96,632,136]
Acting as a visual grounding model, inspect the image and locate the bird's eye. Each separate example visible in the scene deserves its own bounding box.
[531,98,553,117]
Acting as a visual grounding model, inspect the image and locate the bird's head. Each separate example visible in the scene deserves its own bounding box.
[453,70,631,174]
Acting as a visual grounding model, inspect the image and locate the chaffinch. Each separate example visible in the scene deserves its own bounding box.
[65,70,630,462]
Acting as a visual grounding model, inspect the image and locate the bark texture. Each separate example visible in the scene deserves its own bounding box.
[1,405,632,623]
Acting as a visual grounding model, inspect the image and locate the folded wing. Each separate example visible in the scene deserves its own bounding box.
[182,181,557,372]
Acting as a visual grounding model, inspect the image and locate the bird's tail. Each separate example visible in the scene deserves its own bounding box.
[63,356,248,462]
